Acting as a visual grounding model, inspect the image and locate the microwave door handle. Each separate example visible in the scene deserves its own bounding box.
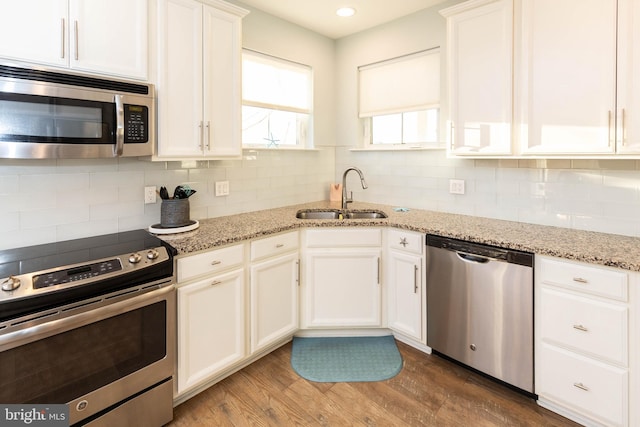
[114,95,124,156]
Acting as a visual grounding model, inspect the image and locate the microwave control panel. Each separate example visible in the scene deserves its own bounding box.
[124,104,149,143]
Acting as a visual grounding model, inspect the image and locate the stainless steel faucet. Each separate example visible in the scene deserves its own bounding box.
[341,167,368,209]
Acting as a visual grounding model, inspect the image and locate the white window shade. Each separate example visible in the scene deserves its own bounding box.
[243,50,311,113]
[359,49,440,118]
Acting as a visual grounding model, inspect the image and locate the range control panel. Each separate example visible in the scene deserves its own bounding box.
[33,259,123,289]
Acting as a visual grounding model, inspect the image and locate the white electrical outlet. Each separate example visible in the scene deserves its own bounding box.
[449,179,465,195]
[215,181,230,196]
[144,186,157,204]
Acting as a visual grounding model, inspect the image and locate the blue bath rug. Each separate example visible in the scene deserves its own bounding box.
[290,335,403,383]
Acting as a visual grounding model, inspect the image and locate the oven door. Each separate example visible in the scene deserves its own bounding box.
[0,285,175,426]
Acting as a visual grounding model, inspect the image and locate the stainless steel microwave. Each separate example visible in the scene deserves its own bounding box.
[0,64,155,159]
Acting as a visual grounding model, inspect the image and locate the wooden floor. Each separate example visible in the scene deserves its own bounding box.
[169,340,580,426]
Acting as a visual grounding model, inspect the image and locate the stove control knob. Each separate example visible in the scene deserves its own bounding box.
[1,276,20,291]
[147,249,160,260]
[129,253,142,264]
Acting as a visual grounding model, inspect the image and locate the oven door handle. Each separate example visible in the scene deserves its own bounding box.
[0,284,175,351]
[114,94,125,157]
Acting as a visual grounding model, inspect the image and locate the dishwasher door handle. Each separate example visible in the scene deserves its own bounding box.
[455,251,493,264]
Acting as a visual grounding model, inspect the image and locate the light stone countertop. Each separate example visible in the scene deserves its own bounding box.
[157,201,640,272]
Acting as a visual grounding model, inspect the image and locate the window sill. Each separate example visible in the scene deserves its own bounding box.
[243,147,321,152]
[349,145,446,152]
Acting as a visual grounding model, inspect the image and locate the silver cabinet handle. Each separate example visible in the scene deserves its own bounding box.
[114,95,124,156]
[377,257,380,285]
[74,20,79,60]
[199,121,204,151]
[573,324,588,332]
[573,277,588,284]
[296,259,300,286]
[413,265,418,293]
[275,244,284,248]
[210,280,222,286]
[573,382,589,392]
[608,110,613,147]
[206,121,211,150]
[621,108,627,146]
[210,260,222,266]
[61,18,65,59]
[449,121,455,150]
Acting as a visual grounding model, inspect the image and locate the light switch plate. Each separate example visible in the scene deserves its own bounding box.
[449,179,465,195]
[215,181,229,196]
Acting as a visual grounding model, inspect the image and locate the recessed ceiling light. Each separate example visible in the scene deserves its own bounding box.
[336,7,356,17]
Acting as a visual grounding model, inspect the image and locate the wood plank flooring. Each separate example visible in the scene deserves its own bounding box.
[168,340,580,426]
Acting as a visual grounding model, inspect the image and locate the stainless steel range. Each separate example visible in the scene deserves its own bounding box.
[0,230,177,426]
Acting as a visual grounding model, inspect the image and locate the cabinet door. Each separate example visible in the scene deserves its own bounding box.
[250,253,299,353]
[444,0,513,155]
[0,0,68,67]
[517,0,617,154]
[69,0,148,79]
[202,6,242,157]
[177,268,245,394]
[156,0,204,158]
[304,248,381,328]
[617,0,640,153]
[387,250,423,342]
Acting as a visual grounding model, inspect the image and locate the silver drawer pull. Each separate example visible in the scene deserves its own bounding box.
[275,244,284,248]
[211,260,222,266]
[211,280,222,286]
[573,324,588,332]
[573,277,589,284]
[573,382,589,392]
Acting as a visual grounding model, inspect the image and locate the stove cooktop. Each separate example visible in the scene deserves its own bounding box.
[0,229,177,322]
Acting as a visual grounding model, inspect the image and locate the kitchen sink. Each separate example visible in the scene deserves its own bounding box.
[295,209,387,219]
[345,210,387,219]
[295,210,342,219]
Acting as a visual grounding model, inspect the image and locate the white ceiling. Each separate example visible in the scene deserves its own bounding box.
[238,0,449,39]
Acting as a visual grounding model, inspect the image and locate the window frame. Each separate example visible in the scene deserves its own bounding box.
[358,48,442,150]
[241,49,313,149]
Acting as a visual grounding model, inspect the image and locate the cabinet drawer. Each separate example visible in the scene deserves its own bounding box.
[387,229,423,255]
[251,231,299,261]
[538,344,627,427]
[177,244,244,282]
[538,257,628,301]
[540,287,628,365]
[305,228,381,248]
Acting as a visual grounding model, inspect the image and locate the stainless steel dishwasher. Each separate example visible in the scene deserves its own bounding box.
[426,235,534,393]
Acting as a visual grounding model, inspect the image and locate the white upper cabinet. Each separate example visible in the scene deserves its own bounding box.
[616,0,640,153]
[516,0,617,155]
[441,0,513,155]
[156,0,247,159]
[0,0,148,80]
[445,0,640,157]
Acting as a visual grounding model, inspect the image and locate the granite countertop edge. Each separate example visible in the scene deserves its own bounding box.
[156,201,640,272]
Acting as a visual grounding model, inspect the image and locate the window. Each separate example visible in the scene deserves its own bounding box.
[242,50,312,148]
[359,48,440,147]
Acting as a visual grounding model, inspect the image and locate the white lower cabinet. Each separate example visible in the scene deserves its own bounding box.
[386,229,425,343]
[536,255,636,427]
[176,233,299,398]
[249,231,299,354]
[302,228,382,328]
[177,266,245,394]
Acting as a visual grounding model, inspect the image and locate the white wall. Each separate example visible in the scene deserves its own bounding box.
[334,1,640,238]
